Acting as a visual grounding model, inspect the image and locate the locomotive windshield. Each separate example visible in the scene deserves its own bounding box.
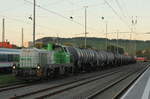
[53,45,65,52]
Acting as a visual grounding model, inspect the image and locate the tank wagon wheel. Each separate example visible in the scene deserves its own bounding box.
[70,67,75,75]
[46,69,54,79]
[73,65,80,74]
[73,62,81,74]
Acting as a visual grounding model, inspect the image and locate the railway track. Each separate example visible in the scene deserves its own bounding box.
[20,64,147,99]
[86,65,149,99]
[0,81,24,89]
[0,65,124,95]
[0,81,40,93]
[35,67,142,99]
[0,63,147,99]
[11,69,123,99]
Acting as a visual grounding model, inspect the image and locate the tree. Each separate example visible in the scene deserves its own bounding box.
[107,45,124,54]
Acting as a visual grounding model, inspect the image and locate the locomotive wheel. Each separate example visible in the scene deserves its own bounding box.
[46,69,54,79]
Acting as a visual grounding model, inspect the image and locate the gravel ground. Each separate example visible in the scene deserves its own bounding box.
[45,62,148,99]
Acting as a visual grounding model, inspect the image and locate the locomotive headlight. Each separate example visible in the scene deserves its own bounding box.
[37,66,40,69]
[12,65,16,69]
[37,64,41,69]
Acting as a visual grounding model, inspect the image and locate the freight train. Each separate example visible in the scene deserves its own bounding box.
[0,48,20,73]
[13,44,136,80]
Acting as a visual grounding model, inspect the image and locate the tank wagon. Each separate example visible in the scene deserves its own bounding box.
[13,44,136,80]
[0,48,20,73]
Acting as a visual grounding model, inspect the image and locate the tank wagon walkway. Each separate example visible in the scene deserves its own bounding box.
[121,65,150,99]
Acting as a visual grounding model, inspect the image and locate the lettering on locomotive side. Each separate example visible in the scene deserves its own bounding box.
[20,57,32,61]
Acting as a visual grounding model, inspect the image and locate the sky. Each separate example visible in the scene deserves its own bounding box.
[0,0,150,46]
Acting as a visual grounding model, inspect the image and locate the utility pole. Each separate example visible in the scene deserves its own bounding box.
[131,16,137,56]
[101,16,108,51]
[2,18,5,42]
[105,22,108,51]
[134,16,137,57]
[84,6,88,48]
[134,37,137,56]
[130,27,133,55]
[33,0,36,47]
[117,30,119,54]
[22,28,24,47]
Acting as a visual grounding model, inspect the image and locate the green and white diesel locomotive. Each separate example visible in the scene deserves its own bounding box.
[13,44,136,80]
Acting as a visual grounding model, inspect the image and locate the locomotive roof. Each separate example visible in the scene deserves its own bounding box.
[21,48,48,53]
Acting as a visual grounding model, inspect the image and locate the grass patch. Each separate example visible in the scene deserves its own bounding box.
[0,74,19,85]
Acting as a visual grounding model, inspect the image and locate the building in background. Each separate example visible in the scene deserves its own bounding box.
[0,42,17,48]
[23,41,33,48]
